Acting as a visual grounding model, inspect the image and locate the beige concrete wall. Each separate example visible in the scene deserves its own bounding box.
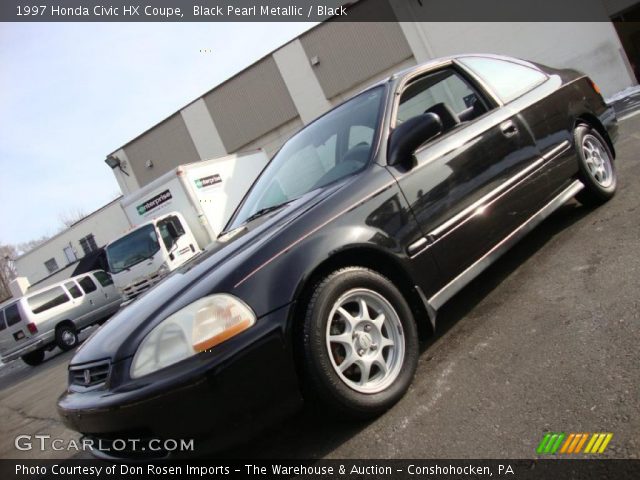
[300,21,414,99]
[203,56,298,152]
[124,113,201,187]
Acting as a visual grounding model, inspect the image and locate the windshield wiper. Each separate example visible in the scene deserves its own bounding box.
[243,201,291,224]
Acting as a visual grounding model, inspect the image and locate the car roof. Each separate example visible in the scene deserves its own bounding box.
[19,270,106,300]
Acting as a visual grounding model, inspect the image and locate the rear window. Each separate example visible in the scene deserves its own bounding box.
[78,276,97,294]
[459,57,547,104]
[93,271,114,287]
[64,281,83,299]
[5,304,24,326]
[28,287,70,314]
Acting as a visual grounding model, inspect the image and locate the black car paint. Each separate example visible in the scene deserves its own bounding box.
[58,55,617,453]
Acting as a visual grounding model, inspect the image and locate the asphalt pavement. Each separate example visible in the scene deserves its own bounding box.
[1,116,638,460]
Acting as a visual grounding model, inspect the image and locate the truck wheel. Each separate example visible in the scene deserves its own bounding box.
[301,267,419,418]
[55,325,78,351]
[22,349,45,366]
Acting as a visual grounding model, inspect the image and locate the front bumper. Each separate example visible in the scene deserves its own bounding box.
[57,305,302,457]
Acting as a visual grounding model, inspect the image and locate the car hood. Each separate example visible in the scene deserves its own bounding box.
[70,183,345,366]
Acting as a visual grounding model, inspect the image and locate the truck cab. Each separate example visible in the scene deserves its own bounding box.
[105,212,199,301]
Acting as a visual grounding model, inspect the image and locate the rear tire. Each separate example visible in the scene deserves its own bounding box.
[574,125,616,206]
[55,324,78,351]
[22,349,45,366]
[301,267,419,419]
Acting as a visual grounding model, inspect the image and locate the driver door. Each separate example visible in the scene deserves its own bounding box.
[387,65,540,290]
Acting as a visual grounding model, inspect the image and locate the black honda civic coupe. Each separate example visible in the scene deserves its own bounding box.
[58,54,618,457]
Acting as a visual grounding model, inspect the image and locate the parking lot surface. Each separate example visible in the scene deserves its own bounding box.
[1,116,638,460]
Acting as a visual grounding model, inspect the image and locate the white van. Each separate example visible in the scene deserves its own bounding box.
[0,270,122,366]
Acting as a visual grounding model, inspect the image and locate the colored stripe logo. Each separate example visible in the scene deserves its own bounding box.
[537,433,613,454]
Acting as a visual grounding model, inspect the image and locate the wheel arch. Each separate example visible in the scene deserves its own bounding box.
[55,319,76,332]
[290,246,435,343]
[574,113,616,158]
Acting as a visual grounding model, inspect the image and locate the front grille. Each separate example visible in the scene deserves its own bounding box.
[69,359,111,389]
[123,274,162,300]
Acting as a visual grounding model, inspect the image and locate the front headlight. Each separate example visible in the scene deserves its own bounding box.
[130,294,256,378]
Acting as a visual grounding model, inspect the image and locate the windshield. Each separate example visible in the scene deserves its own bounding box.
[228,86,385,230]
[106,224,160,273]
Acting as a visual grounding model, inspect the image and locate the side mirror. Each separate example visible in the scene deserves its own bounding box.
[388,113,443,167]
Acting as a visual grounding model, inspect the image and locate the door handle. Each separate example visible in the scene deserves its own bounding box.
[500,120,518,138]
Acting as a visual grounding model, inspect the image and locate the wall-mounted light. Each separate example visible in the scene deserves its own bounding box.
[145,159,154,169]
[105,155,129,176]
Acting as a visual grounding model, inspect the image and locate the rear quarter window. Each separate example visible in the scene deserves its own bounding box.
[5,303,24,326]
[459,57,547,104]
[28,287,70,315]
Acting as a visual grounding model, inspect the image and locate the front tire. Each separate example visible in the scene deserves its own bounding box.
[22,349,45,366]
[301,267,419,418]
[574,125,616,206]
[55,324,78,351]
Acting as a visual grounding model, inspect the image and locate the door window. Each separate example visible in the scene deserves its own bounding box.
[78,276,97,294]
[28,287,70,314]
[397,68,490,134]
[93,271,114,287]
[157,216,185,251]
[0,311,6,331]
[64,281,83,298]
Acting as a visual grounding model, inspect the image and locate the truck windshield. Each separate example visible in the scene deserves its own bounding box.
[228,86,385,230]
[106,224,161,273]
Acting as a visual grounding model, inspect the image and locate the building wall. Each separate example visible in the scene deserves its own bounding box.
[109,148,140,195]
[299,21,414,100]
[15,200,131,286]
[180,98,227,160]
[124,112,201,187]
[203,56,299,153]
[273,39,332,124]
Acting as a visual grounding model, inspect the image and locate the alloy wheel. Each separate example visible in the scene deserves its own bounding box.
[582,134,613,188]
[325,288,405,394]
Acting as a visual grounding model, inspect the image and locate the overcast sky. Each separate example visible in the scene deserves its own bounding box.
[0,22,315,248]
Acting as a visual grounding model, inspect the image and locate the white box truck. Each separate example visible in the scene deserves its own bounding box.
[105,150,269,301]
